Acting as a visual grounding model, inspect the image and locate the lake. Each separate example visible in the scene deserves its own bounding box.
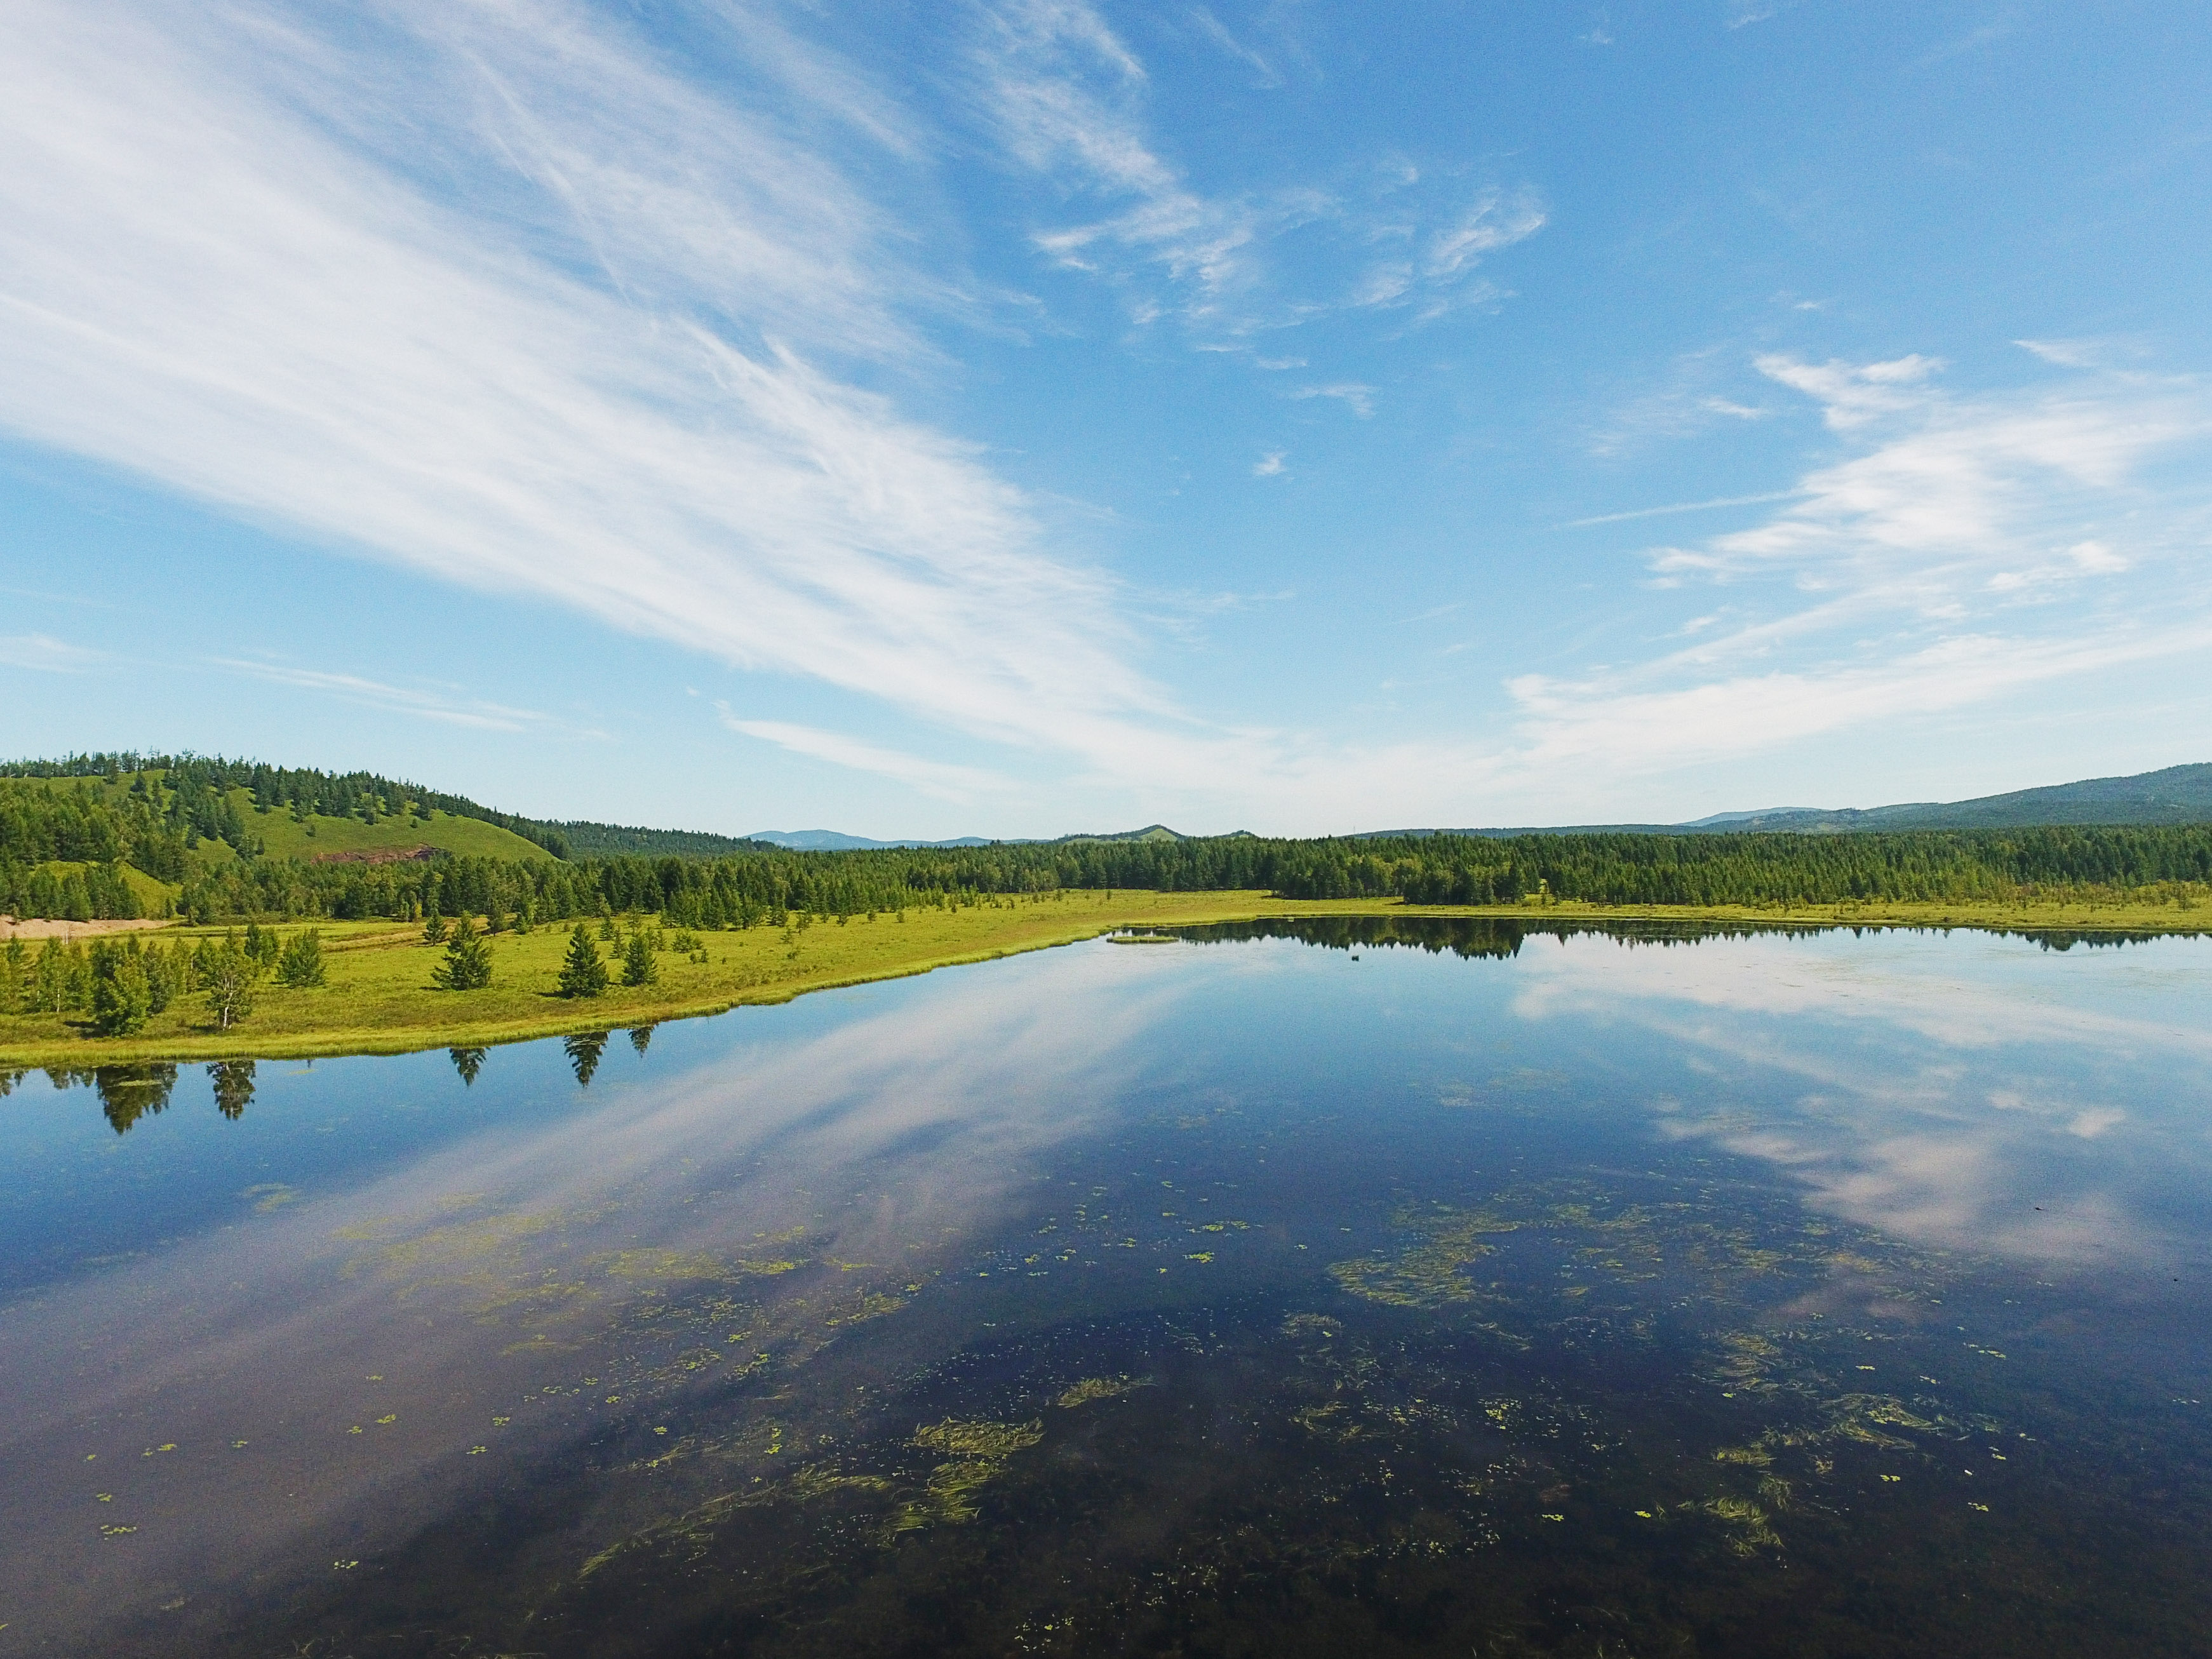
[3,920,2209,1656]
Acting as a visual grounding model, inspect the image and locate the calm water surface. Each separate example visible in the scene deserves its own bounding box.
[3,922,2210,1656]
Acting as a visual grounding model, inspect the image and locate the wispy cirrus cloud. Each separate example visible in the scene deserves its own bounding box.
[1187,6,1282,88]
[718,708,1012,802]
[1291,382,1376,417]
[1503,351,2212,781]
[0,0,1173,776]
[0,633,104,673]
[1564,490,1802,528]
[980,0,1323,325]
[972,1,1541,341]
[216,661,560,734]
[1649,354,2199,604]
[1347,187,1545,324]
[1505,624,2212,777]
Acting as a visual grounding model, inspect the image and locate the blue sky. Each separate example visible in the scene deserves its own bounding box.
[3,0,2208,836]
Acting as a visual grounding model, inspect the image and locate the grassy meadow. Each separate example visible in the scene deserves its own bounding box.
[221,800,553,864]
[4,886,2208,1068]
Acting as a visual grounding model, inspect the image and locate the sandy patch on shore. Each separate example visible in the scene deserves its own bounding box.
[0,917,175,941]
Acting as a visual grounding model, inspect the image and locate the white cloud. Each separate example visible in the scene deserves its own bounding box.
[718,708,1012,802]
[1187,6,1282,88]
[1423,191,1547,282]
[977,0,1285,316]
[1658,355,2196,601]
[215,661,558,733]
[1565,490,1802,528]
[1590,350,1776,455]
[1503,624,2212,776]
[0,633,102,673]
[1291,383,1376,418]
[1,2,2199,834]
[974,1,1539,339]
[0,0,1176,768]
[1503,352,2212,782]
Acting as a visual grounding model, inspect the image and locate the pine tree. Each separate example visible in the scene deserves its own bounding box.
[277,929,327,988]
[557,924,609,998]
[621,928,658,987]
[449,1047,486,1086]
[432,916,493,991]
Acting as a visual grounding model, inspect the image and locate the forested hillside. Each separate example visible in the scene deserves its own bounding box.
[8,752,2211,926]
[0,753,768,863]
[1706,762,2212,832]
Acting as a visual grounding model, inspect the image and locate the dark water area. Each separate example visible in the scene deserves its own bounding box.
[3,922,2209,1656]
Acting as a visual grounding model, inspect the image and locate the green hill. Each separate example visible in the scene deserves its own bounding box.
[1365,763,2212,839]
[211,789,554,864]
[1695,763,2212,833]
[3,753,794,861]
[6,773,552,867]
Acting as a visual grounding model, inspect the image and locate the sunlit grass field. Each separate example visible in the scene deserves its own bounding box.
[4,887,2206,1068]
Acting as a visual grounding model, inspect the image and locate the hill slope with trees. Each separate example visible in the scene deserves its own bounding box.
[8,753,2212,927]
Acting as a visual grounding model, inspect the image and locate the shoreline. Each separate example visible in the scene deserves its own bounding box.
[3,890,2205,1069]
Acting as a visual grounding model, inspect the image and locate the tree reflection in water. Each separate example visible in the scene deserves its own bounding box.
[564,1031,608,1086]
[208,1059,256,1119]
[95,1063,176,1134]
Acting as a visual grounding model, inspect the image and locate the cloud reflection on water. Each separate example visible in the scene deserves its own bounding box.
[1506,930,2212,1275]
[0,942,1186,1649]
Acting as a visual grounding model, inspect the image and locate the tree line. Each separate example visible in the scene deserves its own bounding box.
[10,760,2212,927]
[0,924,326,1033]
[172,824,2212,924]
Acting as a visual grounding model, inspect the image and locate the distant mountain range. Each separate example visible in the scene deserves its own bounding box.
[754,764,2212,849]
[22,755,2200,866]
[1365,762,2212,839]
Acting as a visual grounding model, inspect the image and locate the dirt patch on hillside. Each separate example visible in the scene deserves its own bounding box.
[309,845,438,864]
[0,917,175,941]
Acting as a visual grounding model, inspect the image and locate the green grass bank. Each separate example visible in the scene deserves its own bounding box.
[4,888,2207,1069]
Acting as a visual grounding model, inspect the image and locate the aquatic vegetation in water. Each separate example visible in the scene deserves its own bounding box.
[1329,1204,1518,1308]
[1694,1494,1782,1555]
[1712,1443,1773,1466]
[892,1418,1045,1530]
[822,1290,906,1327]
[1056,1375,1146,1408]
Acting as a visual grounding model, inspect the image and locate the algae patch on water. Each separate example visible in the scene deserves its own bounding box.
[892,1418,1045,1530]
[1057,1375,1148,1408]
[1329,1204,1520,1308]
